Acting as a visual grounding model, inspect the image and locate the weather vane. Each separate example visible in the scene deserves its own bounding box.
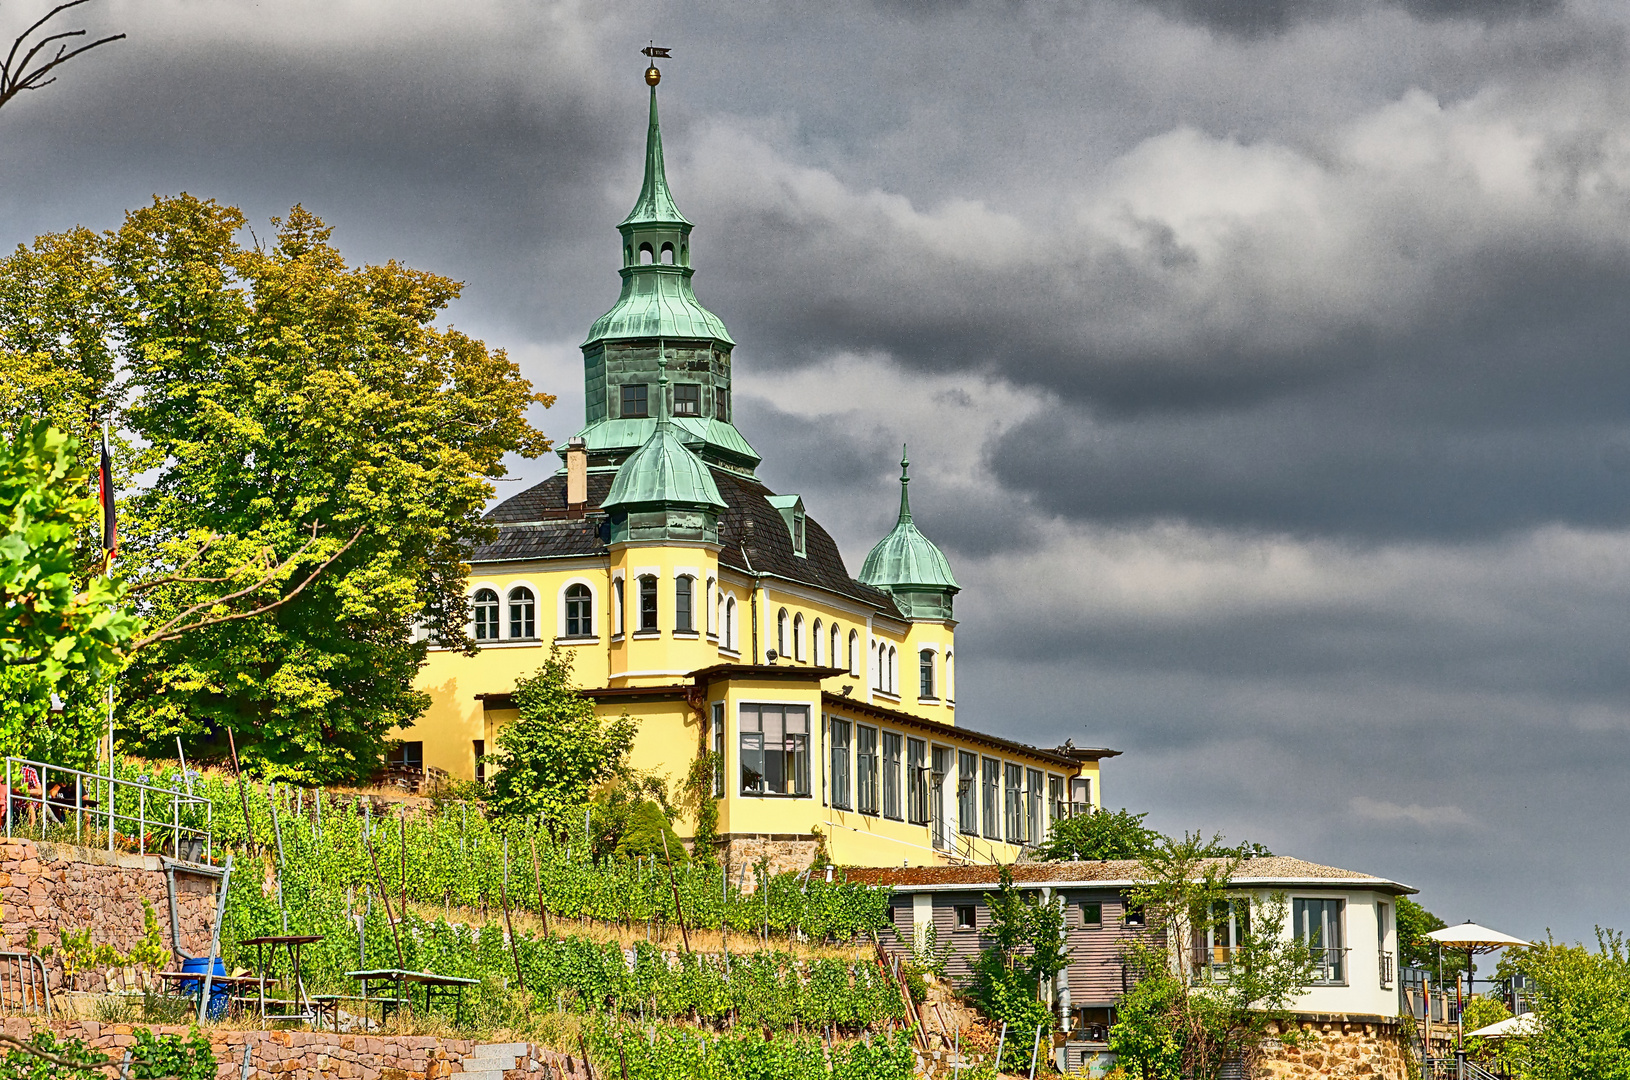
[642,44,670,85]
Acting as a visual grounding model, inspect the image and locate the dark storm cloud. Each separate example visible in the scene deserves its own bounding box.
[6,0,1630,940]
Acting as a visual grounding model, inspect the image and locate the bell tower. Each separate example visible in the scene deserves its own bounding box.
[575,60,760,476]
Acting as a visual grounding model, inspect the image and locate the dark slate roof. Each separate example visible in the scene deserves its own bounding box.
[472,469,902,618]
[845,858,1415,894]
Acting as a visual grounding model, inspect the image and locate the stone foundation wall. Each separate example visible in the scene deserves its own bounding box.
[0,839,218,991]
[1257,1015,1413,1080]
[6,1021,598,1080]
[719,835,819,890]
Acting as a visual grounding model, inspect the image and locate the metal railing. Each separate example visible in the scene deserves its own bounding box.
[0,951,52,1016]
[5,757,212,861]
[1309,946,1349,985]
[1379,949,1395,989]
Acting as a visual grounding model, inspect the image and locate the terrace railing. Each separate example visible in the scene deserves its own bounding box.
[0,951,52,1016]
[4,756,212,862]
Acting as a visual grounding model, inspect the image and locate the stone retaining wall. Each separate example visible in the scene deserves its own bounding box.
[5,1021,598,1080]
[720,836,818,889]
[1257,1015,1414,1080]
[0,839,218,991]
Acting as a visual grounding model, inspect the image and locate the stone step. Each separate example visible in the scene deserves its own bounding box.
[458,1070,507,1080]
[472,1043,531,1059]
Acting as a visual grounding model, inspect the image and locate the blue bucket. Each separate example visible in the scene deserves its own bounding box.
[179,955,230,1019]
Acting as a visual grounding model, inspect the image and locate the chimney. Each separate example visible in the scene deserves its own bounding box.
[565,437,587,513]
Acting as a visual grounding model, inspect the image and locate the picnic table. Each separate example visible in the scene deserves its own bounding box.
[344,969,479,1027]
[240,935,323,1023]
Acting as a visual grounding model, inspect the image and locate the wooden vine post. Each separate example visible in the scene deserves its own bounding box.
[364,821,405,968]
[530,834,550,936]
[659,831,691,953]
[501,832,525,987]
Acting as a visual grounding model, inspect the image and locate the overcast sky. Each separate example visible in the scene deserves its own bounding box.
[6,0,1630,946]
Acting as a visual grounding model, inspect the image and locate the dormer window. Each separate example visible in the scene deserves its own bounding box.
[621,384,649,418]
[674,384,701,416]
[766,495,807,557]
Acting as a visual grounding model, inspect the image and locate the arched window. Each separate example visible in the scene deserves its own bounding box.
[793,613,805,661]
[660,241,675,264]
[675,575,694,632]
[812,619,823,666]
[830,624,840,669]
[848,630,858,677]
[639,242,654,264]
[777,608,789,658]
[888,646,898,694]
[725,596,737,651]
[919,649,935,699]
[870,642,880,689]
[614,576,625,634]
[472,588,499,640]
[508,587,535,639]
[707,577,718,636]
[564,584,592,638]
[945,650,954,701]
[638,575,658,632]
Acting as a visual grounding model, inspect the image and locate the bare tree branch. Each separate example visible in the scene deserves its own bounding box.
[0,0,124,112]
[126,525,366,651]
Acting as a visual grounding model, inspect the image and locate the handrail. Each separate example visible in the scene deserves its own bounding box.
[5,756,213,862]
[0,950,53,1016]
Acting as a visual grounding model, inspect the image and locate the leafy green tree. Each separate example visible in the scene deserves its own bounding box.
[969,867,1070,1071]
[487,644,637,834]
[0,423,139,761]
[1034,808,1271,863]
[1513,930,1630,1080]
[1395,894,1466,979]
[1034,807,1162,861]
[1110,834,1317,1080]
[0,195,553,780]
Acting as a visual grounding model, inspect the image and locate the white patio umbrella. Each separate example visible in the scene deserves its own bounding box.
[1466,1012,1541,1039]
[1425,922,1533,1049]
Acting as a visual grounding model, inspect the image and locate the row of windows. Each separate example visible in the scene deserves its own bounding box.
[618,382,729,422]
[469,585,943,696]
[703,704,1092,849]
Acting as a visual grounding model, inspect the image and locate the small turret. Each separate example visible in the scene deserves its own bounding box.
[858,446,958,619]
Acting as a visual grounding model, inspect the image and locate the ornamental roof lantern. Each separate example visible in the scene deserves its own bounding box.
[858,447,959,618]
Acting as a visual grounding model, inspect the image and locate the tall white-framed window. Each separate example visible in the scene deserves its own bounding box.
[612,572,626,636]
[945,650,954,701]
[724,595,737,652]
[738,703,810,797]
[848,630,858,676]
[888,646,898,694]
[508,587,536,639]
[812,619,824,666]
[710,701,725,798]
[707,577,718,636]
[472,588,499,641]
[777,608,789,657]
[675,575,695,632]
[919,648,936,699]
[870,642,880,689]
[831,624,841,670]
[793,613,805,661]
[557,579,597,639]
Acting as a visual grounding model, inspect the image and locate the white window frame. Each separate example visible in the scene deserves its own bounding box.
[612,570,627,636]
[556,577,599,641]
[470,584,501,642]
[504,580,540,640]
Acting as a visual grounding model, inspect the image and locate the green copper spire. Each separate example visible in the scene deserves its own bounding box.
[859,446,959,618]
[577,72,758,476]
[621,87,690,228]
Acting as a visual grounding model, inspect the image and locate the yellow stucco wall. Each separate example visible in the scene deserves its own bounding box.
[399,545,1103,868]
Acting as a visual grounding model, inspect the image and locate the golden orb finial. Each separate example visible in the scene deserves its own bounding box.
[641,45,669,86]
[645,65,661,86]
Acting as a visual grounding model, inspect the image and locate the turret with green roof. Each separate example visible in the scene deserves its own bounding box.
[575,74,760,475]
[859,448,959,620]
[602,357,728,544]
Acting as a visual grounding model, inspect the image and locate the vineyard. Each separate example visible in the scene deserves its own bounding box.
[78,760,908,1037]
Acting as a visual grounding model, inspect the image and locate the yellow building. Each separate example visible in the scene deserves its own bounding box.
[402,69,1117,869]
